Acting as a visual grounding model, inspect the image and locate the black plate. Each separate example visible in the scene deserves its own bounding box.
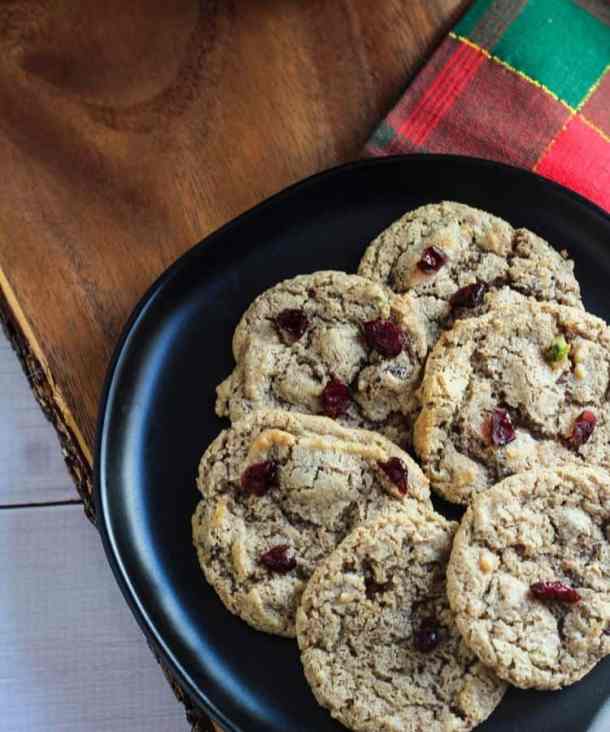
[95,155,610,732]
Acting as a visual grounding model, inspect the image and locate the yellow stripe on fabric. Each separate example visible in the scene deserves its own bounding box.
[532,114,575,172]
[447,33,610,175]
[579,114,610,146]
[531,114,610,173]
[449,32,576,113]
[577,62,610,111]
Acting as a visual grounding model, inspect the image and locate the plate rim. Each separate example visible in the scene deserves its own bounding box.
[94,153,610,731]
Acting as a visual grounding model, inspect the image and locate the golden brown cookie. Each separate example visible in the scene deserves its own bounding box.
[415,301,610,504]
[358,201,582,343]
[192,410,431,636]
[216,271,434,446]
[447,465,610,689]
[297,508,506,731]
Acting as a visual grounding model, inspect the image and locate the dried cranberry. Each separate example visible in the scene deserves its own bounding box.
[378,457,408,495]
[450,281,488,310]
[240,460,277,496]
[488,408,516,446]
[259,545,296,573]
[320,377,351,419]
[363,319,403,358]
[417,246,447,273]
[414,618,442,652]
[569,410,597,448]
[530,581,581,604]
[275,308,309,341]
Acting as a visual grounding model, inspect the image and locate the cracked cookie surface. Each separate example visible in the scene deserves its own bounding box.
[215,271,434,445]
[358,201,582,342]
[447,465,610,689]
[414,301,610,504]
[296,509,506,732]
[192,410,431,637]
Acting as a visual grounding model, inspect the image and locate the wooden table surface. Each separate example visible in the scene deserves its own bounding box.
[0,2,465,729]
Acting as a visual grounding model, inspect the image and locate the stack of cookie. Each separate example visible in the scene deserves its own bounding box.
[192,202,610,731]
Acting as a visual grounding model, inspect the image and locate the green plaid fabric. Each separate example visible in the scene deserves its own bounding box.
[367,0,610,212]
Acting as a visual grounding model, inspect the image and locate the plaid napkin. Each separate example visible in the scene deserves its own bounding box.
[366,0,610,212]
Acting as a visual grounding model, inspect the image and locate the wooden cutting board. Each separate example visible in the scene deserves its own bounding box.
[0,1,465,729]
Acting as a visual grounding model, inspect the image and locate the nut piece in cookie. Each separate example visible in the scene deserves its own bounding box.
[447,465,610,689]
[297,508,506,732]
[192,410,432,637]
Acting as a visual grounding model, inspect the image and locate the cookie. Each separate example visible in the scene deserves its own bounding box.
[296,509,507,732]
[215,271,434,446]
[192,410,431,636]
[358,201,582,342]
[447,465,610,689]
[414,301,610,504]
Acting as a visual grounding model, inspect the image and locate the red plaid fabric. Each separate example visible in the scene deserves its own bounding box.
[366,0,610,212]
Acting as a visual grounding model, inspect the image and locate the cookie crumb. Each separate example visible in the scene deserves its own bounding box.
[479,551,494,573]
[574,343,589,363]
[249,429,296,456]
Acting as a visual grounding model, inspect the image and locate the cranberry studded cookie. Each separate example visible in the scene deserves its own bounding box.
[447,465,610,689]
[192,410,431,636]
[215,271,434,447]
[415,301,610,504]
[296,508,507,732]
[358,201,582,342]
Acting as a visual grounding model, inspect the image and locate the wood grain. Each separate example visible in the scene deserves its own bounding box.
[0,2,467,729]
[0,0,465,479]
